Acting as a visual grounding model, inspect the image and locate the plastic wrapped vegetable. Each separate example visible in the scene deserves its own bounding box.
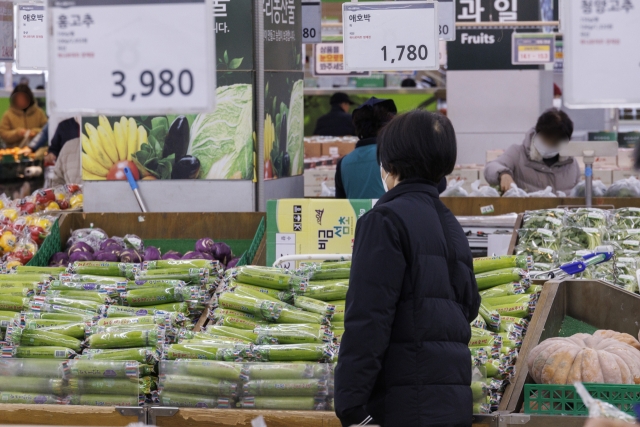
[233,266,304,290]
[121,286,197,306]
[242,379,328,397]
[165,343,235,360]
[559,227,602,250]
[238,396,325,410]
[293,295,335,316]
[474,268,526,291]
[254,324,331,345]
[291,280,349,301]
[69,394,140,406]
[516,228,558,250]
[158,391,225,408]
[250,343,334,362]
[479,282,526,299]
[515,245,557,264]
[7,327,83,352]
[218,292,285,322]
[521,213,563,231]
[0,392,61,404]
[564,208,610,228]
[605,177,640,198]
[241,363,331,380]
[206,325,257,342]
[68,360,139,379]
[159,374,238,396]
[79,347,157,364]
[472,255,530,274]
[85,328,163,349]
[161,360,243,381]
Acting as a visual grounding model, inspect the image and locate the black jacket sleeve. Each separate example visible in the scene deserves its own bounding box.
[335,158,346,199]
[49,125,64,157]
[335,211,406,427]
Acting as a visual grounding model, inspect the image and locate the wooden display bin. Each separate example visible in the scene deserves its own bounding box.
[0,405,144,426]
[499,279,640,417]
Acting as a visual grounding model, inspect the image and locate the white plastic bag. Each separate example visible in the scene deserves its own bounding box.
[469,180,500,197]
[605,176,640,198]
[571,180,608,198]
[320,181,336,197]
[503,183,529,198]
[441,179,469,197]
[528,186,557,198]
[574,382,636,422]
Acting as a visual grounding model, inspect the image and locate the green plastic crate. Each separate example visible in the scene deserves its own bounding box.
[525,383,640,416]
[27,219,61,267]
[237,217,266,267]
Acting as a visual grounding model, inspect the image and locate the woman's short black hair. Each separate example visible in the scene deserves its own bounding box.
[352,103,396,139]
[535,108,573,142]
[377,110,457,183]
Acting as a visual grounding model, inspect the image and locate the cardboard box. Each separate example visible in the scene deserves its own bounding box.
[618,148,634,170]
[321,141,356,157]
[267,199,375,267]
[486,149,504,163]
[613,169,640,182]
[304,141,323,158]
[304,168,336,198]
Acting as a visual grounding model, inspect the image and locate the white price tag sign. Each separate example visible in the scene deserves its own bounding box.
[47,0,216,116]
[437,0,455,41]
[302,1,321,43]
[343,1,439,72]
[17,5,47,70]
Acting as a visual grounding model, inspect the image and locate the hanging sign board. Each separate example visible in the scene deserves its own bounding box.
[17,5,48,70]
[0,2,13,61]
[302,1,321,43]
[47,0,216,116]
[342,1,439,72]
[511,33,555,65]
[437,0,455,41]
[314,42,369,75]
[563,0,640,108]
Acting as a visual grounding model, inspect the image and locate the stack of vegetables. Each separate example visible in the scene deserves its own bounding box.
[516,207,640,294]
[0,211,56,269]
[158,261,348,410]
[471,255,537,413]
[0,358,143,405]
[1,184,83,214]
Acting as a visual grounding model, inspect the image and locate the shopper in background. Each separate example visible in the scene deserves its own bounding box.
[51,137,81,186]
[401,77,417,87]
[484,108,579,194]
[334,97,397,198]
[313,92,356,136]
[0,84,47,148]
[335,110,480,427]
[45,117,81,163]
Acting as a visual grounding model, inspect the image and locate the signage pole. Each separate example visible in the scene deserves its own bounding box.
[255,0,265,212]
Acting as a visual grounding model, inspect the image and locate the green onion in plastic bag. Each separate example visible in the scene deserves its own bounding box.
[67,378,139,395]
[238,396,323,410]
[211,308,263,323]
[230,282,292,303]
[218,292,285,322]
[565,208,609,228]
[8,327,82,352]
[559,227,602,250]
[25,322,85,339]
[232,284,282,303]
[252,343,333,362]
[291,280,348,301]
[0,376,64,395]
[79,347,157,364]
[293,295,335,316]
[216,315,264,330]
[478,303,500,330]
[473,256,530,274]
[159,374,238,396]
[479,282,526,299]
[86,329,162,349]
[162,360,243,382]
[521,214,563,231]
[121,286,197,306]
[234,266,303,290]
[0,296,29,311]
[145,259,219,271]
[0,392,61,404]
[475,268,525,291]
[68,394,140,406]
[242,379,328,397]
[241,363,330,380]
[158,391,222,408]
[277,306,327,325]
[255,324,330,345]
[165,343,235,360]
[68,360,139,379]
[206,325,257,342]
[13,346,76,359]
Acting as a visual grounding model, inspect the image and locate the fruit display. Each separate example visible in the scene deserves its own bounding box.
[527,330,640,385]
[470,255,538,413]
[0,147,34,162]
[1,184,82,214]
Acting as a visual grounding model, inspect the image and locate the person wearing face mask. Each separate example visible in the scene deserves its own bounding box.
[484,108,580,194]
[335,110,480,427]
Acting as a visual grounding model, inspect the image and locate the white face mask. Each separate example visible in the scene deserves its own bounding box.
[533,135,561,159]
[380,165,390,192]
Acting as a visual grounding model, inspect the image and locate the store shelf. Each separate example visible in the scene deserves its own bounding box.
[442,197,640,216]
[0,405,144,426]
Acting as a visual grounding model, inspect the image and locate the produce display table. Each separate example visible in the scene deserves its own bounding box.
[0,405,144,426]
[149,408,339,427]
[442,197,640,216]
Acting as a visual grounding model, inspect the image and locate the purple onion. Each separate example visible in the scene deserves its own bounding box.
[68,241,94,255]
[100,238,124,251]
[226,257,240,269]
[49,252,69,267]
[94,251,119,262]
[195,238,215,254]
[119,249,142,263]
[143,246,161,261]
[199,251,214,260]
[162,250,182,260]
[212,242,232,264]
[182,251,205,260]
[69,251,94,262]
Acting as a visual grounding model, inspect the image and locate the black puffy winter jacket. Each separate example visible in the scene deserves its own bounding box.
[335,178,481,427]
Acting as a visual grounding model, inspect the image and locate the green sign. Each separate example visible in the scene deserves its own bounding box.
[588,132,618,142]
[264,0,302,70]
[215,0,254,71]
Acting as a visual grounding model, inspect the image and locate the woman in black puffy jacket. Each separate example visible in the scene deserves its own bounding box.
[335,110,481,427]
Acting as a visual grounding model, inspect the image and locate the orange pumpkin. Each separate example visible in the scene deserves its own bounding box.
[527,331,640,385]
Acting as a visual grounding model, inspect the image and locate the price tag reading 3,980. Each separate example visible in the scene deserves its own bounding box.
[343,1,439,72]
[47,0,216,116]
[437,0,455,42]
[302,1,322,43]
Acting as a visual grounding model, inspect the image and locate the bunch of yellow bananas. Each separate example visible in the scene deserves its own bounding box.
[264,114,275,162]
[82,116,148,179]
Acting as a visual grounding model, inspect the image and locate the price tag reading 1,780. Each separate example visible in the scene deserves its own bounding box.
[343,1,439,72]
[47,0,216,116]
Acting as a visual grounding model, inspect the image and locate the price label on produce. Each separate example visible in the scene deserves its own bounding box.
[302,1,321,43]
[342,1,439,72]
[47,0,216,116]
[511,33,555,65]
[17,5,47,69]
[437,0,455,42]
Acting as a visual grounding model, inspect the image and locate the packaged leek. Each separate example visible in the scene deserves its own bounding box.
[86,329,163,349]
[0,376,63,395]
[479,303,500,330]
[291,280,349,301]
[254,324,331,345]
[329,301,345,322]
[293,296,335,316]
[68,261,134,277]
[475,269,525,291]
[216,316,264,330]
[218,292,285,322]
[8,327,83,352]
[13,346,76,359]
[79,347,157,364]
[164,343,235,360]
[0,296,29,311]
[252,343,333,362]
[35,296,102,312]
[42,290,112,304]
[68,360,139,379]
[188,333,250,345]
[136,268,208,284]
[206,325,258,342]
[25,322,86,339]
[69,394,140,406]
[96,316,161,328]
[230,282,292,303]
[159,374,238,396]
[33,302,103,319]
[238,396,323,410]
[105,303,189,318]
[46,281,120,296]
[211,308,263,323]
[14,266,66,275]
[277,306,326,325]
[479,282,526,299]
[60,274,128,286]
[23,312,93,323]
[234,266,304,290]
[158,391,222,408]
[0,274,53,283]
[490,301,531,318]
[232,284,282,304]
[121,286,198,307]
[304,262,351,281]
[127,279,187,289]
[145,259,220,271]
[469,327,495,347]
[242,379,328,397]
[472,256,530,274]
[0,392,61,404]
[67,378,140,395]
[482,294,536,307]
[241,363,331,380]
[161,360,244,382]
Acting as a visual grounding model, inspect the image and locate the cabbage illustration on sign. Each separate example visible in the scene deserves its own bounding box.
[81,83,255,181]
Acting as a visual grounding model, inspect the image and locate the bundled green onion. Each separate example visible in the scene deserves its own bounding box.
[159,374,238,396]
[85,328,163,349]
[7,327,82,352]
[254,324,331,345]
[242,379,328,397]
[158,391,224,408]
[233,266,303,291]
[291,280,349,301]
[475,269,526,291]
[472,255,530,274]
[68,394,140,406]
[238,396,325,410]
[79,347,158,364]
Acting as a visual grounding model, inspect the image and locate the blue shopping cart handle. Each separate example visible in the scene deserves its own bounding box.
[124,167,138,191]
[560,260,587,276]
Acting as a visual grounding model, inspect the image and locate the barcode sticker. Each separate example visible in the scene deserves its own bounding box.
[480,205,495,215]
[54,350,66,358]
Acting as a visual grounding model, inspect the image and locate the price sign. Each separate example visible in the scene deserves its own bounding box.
[47,0,216,116]
[343,1,439,72]
[302,1,321,43]
[437,0,455,41]
[17,5,47,69]
[511,33,555,65]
